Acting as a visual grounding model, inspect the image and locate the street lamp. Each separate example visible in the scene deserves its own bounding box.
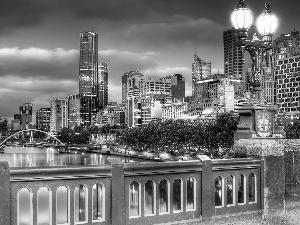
[231,0,284,138]
[231,0,278,105]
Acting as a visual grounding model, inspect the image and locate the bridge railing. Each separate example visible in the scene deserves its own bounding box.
[0,156,263,225]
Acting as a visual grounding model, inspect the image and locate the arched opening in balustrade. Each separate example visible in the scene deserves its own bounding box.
[37,187,52,225]
[159,179,169,214]
[227,175,234,206]
[144,180,155,216]
[215,176,223,207]
[129,181,140,217]
[56,185,69,224]
[238,174,246,204]
[75,184,87,223]
[173,178,183,212]
[18,187,33,225]
[92,183,105,221]
[186,177,196,211]
[249,173,256,203]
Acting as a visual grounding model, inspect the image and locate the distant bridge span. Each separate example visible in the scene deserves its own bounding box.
[0,129,64,147]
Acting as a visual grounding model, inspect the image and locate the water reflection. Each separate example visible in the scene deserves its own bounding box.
[0,146,147,167]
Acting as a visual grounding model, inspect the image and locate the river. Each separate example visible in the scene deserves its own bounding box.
[0,146,140,167]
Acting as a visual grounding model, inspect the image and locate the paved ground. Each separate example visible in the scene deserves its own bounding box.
[156,195,300,225]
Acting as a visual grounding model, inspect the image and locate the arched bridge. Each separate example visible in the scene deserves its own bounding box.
[0,129,64,147]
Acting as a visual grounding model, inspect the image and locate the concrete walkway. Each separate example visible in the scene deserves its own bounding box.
[156,196,300,225]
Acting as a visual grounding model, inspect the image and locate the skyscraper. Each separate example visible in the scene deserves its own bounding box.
[171,74,185,102]
[192,50,211,97]
[79,31,98,97]
[36,108,51,131]
[223,28,243,80]
[50,99,68,132]
[98,61,108,109]
[19,103,33,130]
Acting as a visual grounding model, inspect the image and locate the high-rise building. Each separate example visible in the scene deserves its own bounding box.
[192,50,211,97]
[171,74,185,102]
[68,94,81,129]
[68,94,99,128]
[98,61,108,109]
[223,28,243,80]
[36,108,51,131]
[19,103,33,130]
[274,29,300,60]
[79,31,98,96]
[50,99,68,132]
[275,55,300,113]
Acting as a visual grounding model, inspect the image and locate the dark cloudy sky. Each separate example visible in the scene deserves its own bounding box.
[0,0,299,122]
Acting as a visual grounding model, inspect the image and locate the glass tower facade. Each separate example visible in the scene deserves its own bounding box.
[79,31,98,97]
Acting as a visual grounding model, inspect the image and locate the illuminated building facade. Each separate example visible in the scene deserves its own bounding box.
[36,108,51,131]
[275,55,300,112]
[162,102,188,120]
[274,29,300,60]
[171,74,185,102]
[50,99,68,132]
[19,103,33,130]
[192,50,211,97]
[223,28,243,80]
[98,61,108,109]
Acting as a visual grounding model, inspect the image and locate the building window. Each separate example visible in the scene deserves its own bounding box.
[159,179,169,214]
[215,176,223,207]
[92,184,105,221]
[56,186,69,224]
[37,187,51,225]
[173,179,182,212]
[238,174,245,204]
[145,180,155,216]
[249,173,256,203]
[186,177,196,210]
[18,188,32,225]
[227,175,234,205]
[129,181,140,217]
[74,184,87,223]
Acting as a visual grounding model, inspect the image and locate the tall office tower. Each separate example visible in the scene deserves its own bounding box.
[140,76,172,102]
[275,55,300,113]
[171,74,185,102]
[98,61,108,109]
[122,70,144,101]
[274,29,300,60]
[50,99,68,132]
[192,50,211,97]
[79,31,98,96]
[68,94,81,129]
[223,28,244,80]
[36,108,51,131]
[68,94,99,128]
[19,103,33,130]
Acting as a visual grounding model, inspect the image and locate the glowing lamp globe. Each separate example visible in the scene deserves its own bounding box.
[256,2,278,41]
[231,0,253,31]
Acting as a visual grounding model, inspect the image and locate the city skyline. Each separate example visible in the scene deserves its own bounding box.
[0,0,300,121]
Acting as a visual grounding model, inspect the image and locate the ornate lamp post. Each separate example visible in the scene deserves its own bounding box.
[232,0,284,138]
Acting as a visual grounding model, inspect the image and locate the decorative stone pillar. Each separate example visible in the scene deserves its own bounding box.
[195,155,213,221]
[107,158,126,225]
[0,162,11,225]
[234,139,285,218]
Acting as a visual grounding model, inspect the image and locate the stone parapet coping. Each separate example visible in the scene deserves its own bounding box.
[233,138,300,156]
